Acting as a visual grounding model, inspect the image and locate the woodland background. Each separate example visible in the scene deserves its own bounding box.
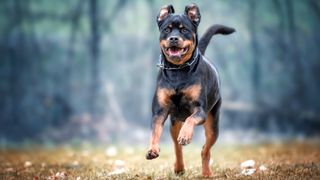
[0,0,319,146]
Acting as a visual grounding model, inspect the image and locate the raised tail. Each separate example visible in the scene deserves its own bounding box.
[199,24,235,55]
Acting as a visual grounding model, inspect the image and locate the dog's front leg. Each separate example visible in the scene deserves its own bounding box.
[178,107,206,145]
[146,112,168,160]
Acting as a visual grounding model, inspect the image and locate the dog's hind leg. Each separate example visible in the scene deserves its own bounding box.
[170,119,185,175]
[201,99,221,177]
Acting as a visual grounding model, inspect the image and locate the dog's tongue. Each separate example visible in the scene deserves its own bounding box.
[168,47,182,57]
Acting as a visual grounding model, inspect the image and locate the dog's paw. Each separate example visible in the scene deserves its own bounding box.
[202,163,213,177]
[202,169,213,178]
[174,169,185,176]
[146,146,160,160]
[177,123,194,145]
[174,163,185,175]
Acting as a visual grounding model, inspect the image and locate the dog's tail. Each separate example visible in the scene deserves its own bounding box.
[199,24,235,55]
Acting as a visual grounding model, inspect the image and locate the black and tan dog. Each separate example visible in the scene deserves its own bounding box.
[146,3,235,177]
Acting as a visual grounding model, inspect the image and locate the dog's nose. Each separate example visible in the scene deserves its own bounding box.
[169,36,179,44]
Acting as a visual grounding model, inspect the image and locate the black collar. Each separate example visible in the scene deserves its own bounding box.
[157,48,199,70]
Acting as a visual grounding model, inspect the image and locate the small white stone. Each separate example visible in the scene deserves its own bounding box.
[24,161,32,168]
[240,160,255,169]
[105,146,117,157]
[114,159,125,168]
[72,160,80,167]
[241,168,256,175]
[59,171,67,179]
[5,167,14,172]
[259,165,267,171]
[108,168,126,175]
[55,171,67,179]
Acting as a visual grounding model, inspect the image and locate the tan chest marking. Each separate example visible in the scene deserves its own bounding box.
[181,84,201,101]
[157,88,175,107]
[157,84,201,107]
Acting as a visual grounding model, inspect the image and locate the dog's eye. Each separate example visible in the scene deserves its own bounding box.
[181,28,188,34]
[163,27,171,33]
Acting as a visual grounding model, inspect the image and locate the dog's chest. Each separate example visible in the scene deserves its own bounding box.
[157,84,201,118]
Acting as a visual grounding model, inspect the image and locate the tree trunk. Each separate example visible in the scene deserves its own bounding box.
[64,0,84,117]
[286,0,308,109]
[272,0,286,63]
[9,0,27,139]
[309,0,320,19]
[248,0,261,104]
[89,0,100,119]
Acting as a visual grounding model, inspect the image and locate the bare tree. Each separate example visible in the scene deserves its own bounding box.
[89,0,100,118]
[309,0,320,19]
[248,0,261,104]
[65,0,85,105]
[9,0,27,137]
[286,0,308,109]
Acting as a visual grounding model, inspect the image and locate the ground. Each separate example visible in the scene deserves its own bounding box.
[1,140,320,179]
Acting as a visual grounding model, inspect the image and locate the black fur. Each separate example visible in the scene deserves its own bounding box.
[199,25,235,54]
[146,3,235,162]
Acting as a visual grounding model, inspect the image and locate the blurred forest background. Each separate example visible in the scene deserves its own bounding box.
[0,0,319,146]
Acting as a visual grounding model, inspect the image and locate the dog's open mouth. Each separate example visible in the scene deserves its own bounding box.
[165,46,188,58]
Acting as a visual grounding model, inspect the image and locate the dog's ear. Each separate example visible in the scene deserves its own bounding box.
[157,4,174,23]
[184,3,201,26]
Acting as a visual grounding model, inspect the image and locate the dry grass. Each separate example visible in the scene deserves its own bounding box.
[1,141,320,179]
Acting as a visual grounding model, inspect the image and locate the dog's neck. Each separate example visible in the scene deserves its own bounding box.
[157,48,200,71]
[158,49,201,89]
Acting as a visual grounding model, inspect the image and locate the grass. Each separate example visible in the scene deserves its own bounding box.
[1,141,320,179]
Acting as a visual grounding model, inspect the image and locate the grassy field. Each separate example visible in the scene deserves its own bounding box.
[1,141,320,179]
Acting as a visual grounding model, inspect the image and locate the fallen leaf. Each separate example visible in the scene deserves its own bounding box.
[72,161,80,167]
[55,171,67,179]
[41,162,46,168]
[59,171,67,179]
[5,167,14,172]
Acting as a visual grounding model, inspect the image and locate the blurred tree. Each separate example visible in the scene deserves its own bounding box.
[286,0,303,106]
[9,0,26,138]
[65,0,85,111]
[248,0,261,105]
[89,0,100,118]
[0,0,319,143]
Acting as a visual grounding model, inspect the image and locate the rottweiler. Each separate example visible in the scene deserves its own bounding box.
[146,3,235,177]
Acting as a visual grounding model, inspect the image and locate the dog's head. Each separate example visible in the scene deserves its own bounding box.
[157,4,201,65]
